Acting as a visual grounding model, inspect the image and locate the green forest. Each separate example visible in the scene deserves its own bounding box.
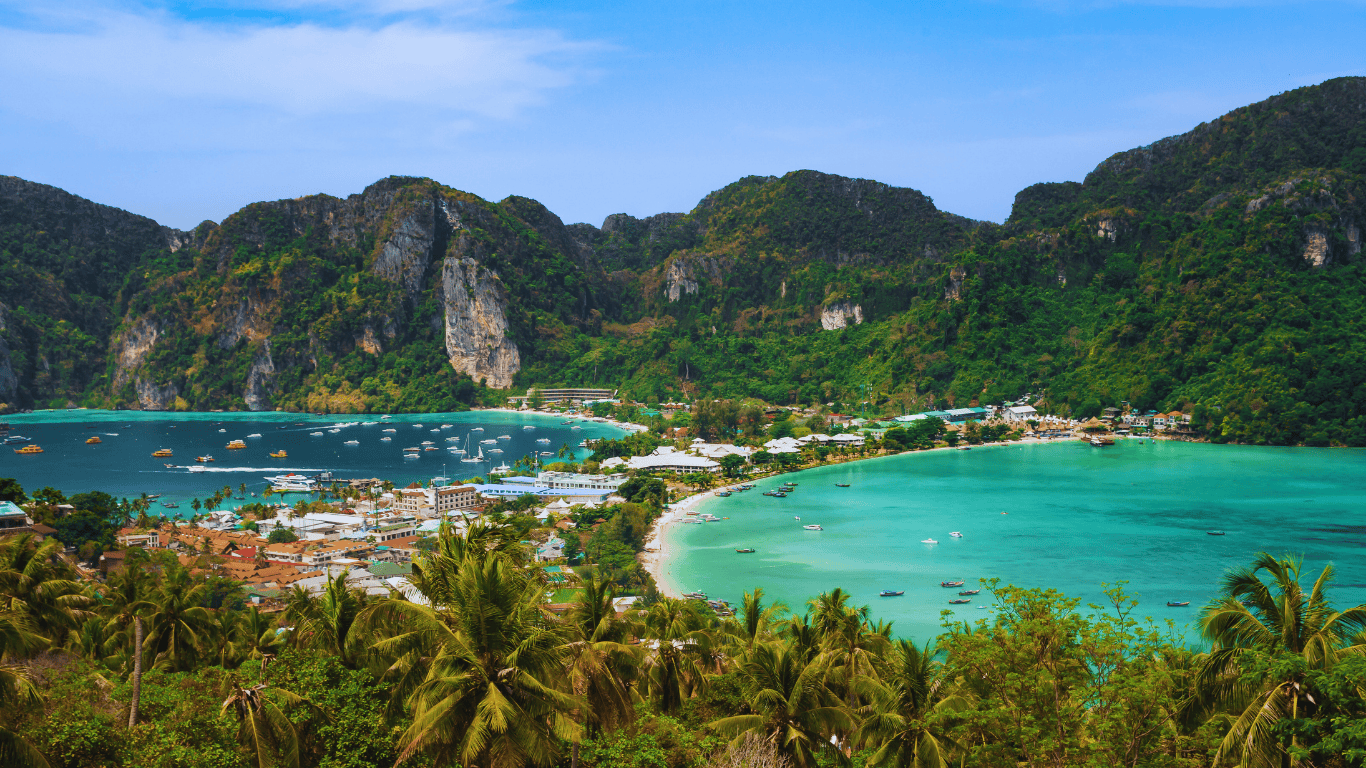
[4,78,1366,445]
[3,519,1365,768]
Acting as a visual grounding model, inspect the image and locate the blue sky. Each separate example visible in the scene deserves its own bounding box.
[1,1,1362,229]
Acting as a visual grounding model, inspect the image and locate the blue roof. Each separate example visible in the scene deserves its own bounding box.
[0,501,24,517]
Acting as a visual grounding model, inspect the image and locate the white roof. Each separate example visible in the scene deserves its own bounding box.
[831,433,865,442]
[1007,405,1038,415]
[600,457,627,469]
[624,453,719,470]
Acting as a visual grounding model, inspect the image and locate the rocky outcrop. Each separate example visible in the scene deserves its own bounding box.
[1303,227,1332,267]
[372,202,443,302]
[820,302,863,330]
[662,253,723,302]
[244,340,276,411]
[945,266,967,301]
[1096,218,1120,241]
[440,235,520,388]
[0,304,18,407]
[134,377,179,410]
[112,318,163,389]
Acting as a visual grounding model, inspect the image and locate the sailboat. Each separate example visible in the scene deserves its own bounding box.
[459,435,481,463]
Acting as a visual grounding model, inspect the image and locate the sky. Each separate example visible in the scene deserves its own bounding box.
[1,1,1363,230]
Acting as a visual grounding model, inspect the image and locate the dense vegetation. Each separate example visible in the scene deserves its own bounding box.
[5,78,1366,445]
[3,520,1365,768]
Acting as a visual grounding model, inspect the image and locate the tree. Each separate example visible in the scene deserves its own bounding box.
[856,640,971,768]
[0,478,26,505]
[142,564,215,672]
[719,454,746,478]
[0,609,49,768]
[267,528,298,544]
[285,571,364,667]
[710,642,852,768]
[1196,552,1366,767]
[638,598,712,714]
[221,670,306,768]
[0,533,92,641]
[563,574,638,768]
[100,558,154,727]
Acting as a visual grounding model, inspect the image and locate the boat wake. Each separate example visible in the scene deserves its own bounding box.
[166,466,330,473]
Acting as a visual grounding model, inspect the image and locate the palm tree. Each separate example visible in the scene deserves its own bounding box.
[142,565,214,672]
[0,609,50,767]
[0,533,92,642]
[285,570,364,667]
[362,546,581,767]
[637,598,713,714]
[209,609,245,669]
[100,562,153,726]
[710,642,853,768]
[855,640,970,768]
[220,671,306,768]
[562,575,638,768]
[1196,552,1366,768]
[240,607,283,662]
[725,588,788,654]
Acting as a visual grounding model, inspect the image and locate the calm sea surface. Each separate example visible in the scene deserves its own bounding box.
[0,410,624,511]
[660,440,1366,645]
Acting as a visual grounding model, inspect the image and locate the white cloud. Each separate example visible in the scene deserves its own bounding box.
[0,4,598,148]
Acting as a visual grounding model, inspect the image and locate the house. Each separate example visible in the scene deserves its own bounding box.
[1003,405,1039,422]
[116,527,162,549]
[0,501,32,536]
[830,433,865,447]
[536,471,629,492]
[1102,406,1122,421]
[763,437,803,454]
[615,447,720,474]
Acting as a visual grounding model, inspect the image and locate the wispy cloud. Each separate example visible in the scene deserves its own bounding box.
[0,2,599,149]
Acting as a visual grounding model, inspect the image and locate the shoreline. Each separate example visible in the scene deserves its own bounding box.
[640,435,1094,598]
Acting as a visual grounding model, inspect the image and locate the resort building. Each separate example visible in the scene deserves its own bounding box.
[507,388,614,406]
[1003,405,1039,422]
[0,501,32,536]
[688,440,754,460]
[391,485,479,517]
[599,446,721,474]
[116,527,162,549]
[536,471,630,492]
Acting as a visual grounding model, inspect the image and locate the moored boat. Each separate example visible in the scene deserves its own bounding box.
[226,440,246,449]
[949,531,963,538]
[835,483,850,487]
[152,448,173,457]
[1206,530,1226,536]
[879,590,904,597]
[269,450,287,458]
[14,445,43,454]
[195,455,214,462]
[803,524,823,531]
[949,598,972,604]
[1166,601,1190,607]
[958,589,980,595]
[735,548,756,553]
[941,581,965,588]
[86,436,102,444]
[921,538,939,544]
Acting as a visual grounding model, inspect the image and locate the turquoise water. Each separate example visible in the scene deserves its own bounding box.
[0,410,624,512]
[660,440,1366,644]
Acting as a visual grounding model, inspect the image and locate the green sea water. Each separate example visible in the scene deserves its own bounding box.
[659,440,1366,645]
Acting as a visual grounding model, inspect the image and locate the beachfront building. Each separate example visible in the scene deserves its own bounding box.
[831,433,865,447]
[0,501,32,536]
[1003,405,1039,422]
[763,437,803,454]
[507,387,614,406]
[537,471,629,492]
[689,440,754,461]
[597,446,720,474]
[471,484,614,502]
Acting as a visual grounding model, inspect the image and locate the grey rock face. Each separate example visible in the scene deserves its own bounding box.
[820,302,864,330]
[441,235,520,389]
[112,318,163,389]
[244,340,276,411]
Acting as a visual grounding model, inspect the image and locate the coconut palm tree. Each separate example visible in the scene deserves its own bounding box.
[855,640,971,768]
[285,571,365,667]
[0,609,49,768]
[1196,552,1366,768]
[220,672,306,768]
[240,607,283,662]
[638,597,713,714]
[710,641,853,768]
[727,588,788,653]
[562,575,639,768]
[142,565,214,673]
[367,548,581,768]
[0,533,92,642]
[100,562,154,725]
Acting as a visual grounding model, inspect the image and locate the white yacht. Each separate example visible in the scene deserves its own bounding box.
[536,438,551,444]
[949,531,963,538]
[267,474,317,493]
[246,433,262,439]
[522,425,535,431]
[310,431,324,436]
[344,440,359,446]
[497,434,511,440]
[921,538,939,544]
[803,524,823,531]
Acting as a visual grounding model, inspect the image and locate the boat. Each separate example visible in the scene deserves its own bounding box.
[246,433,262,438]
[498,434,511,440]
[1166,601,1191,607]
[161,501,179,508]
[679,517,704,524]
[440,424,454,429]
[958,589,981,595]
[470,427,483,432]
[949,599,972,605]
[267,474,317,492]
[700,514,720,522]
[958,446,971,451]
[523,425,535,430]
[86,436,102,444]
[539,451,553,456]
[1206,530,1226,536]
[310,431,324,436]
[383,428,397,433]
[3,435,30,444]
[226,440,246,449]
[735,548,756,553]
[381,437,392,442]
[195,455,214,462]
[269,450,288,459]
[344,440,359,446]
[425,446,438,452]
[430,429,440,433]
[803,524,823,531]
[536,438,551,444]
[404,453,420,459]
[218,428,227,433]
[480,439,497,444]
[446,437,461,442]
[14,445,43,454]
[152,448,173,457]
[164,463,175,468]
[949,531,963,538]
[794,516,800,521]
[714,491,731,497]
[571,425,582,430]
[921,538,939,544]
[879,590,904,597]
[488,448,503,454]
[413,423,423,428]
[682,591,706,599]
[188,465,206,473]
[421,440,435,445]
[404,447,420,453]
[941,581,965,588]
[835,483,850,487]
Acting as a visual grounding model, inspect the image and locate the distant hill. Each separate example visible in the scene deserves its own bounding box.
[3,76,1366,445]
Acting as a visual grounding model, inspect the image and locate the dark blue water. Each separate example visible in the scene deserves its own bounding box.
[1,410,624,511]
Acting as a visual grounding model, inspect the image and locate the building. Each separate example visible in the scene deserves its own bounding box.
[536,471,629,492]
[507,388,614,406]
[607,447,720,474]
[943,407,992,423]
[0,501,31,536]
[1003,405,1039,422]
[471,485,614,502]
[116,527,162,549]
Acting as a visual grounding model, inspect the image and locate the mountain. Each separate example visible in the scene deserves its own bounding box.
[3,76,1366,445]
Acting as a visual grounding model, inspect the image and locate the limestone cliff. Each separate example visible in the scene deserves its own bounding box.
[439,235,520,388]
[820,302,864,330]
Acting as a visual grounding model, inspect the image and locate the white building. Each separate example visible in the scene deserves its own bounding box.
[1003,405,1039,422]
[688,440,754,460]
[763,437,803,454]
[537,471,629,492]
[620,447,720,474]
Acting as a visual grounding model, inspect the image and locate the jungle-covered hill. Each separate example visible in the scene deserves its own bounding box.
[3,76,1366,445]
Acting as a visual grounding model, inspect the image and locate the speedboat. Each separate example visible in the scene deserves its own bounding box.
[470,427,483,432]
[835,483,850,487]
[803,524,823,531]
[480,439,497,444]
[413,423,423,428]
[1167,601,1190,607]
[879,590,904,597]
[382,428,397,433]
[328,429,340,434]
[941,581,965,588]
[793,516,800,521]
[498,435,511,440]
[536,438,551,444]
[344,440,359,446]
[949,531,963,538]
[430,429,441,433]
[921,538,939,545]
[523,426,535,430]
[311,431,324,437]
[246,433,262,438]
[421,440,435,445]
[381,436,392,442]
[86,436,102,444]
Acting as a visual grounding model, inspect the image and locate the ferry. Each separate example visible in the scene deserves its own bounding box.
[735,548,755,553]
[267,474,317,492]
[152,448,173,457]
[940,581,965,588]
[879,590,904,597]
[195,455,214,462]
[803,524,824,531]
[226,440,246,449]
[86,436,102,444]
[14,445,43,455]
[269,450,288,459]
[3,435,30,444]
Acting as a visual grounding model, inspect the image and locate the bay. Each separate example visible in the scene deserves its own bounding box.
[0,409,625,511]
[659,440,1366,644]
